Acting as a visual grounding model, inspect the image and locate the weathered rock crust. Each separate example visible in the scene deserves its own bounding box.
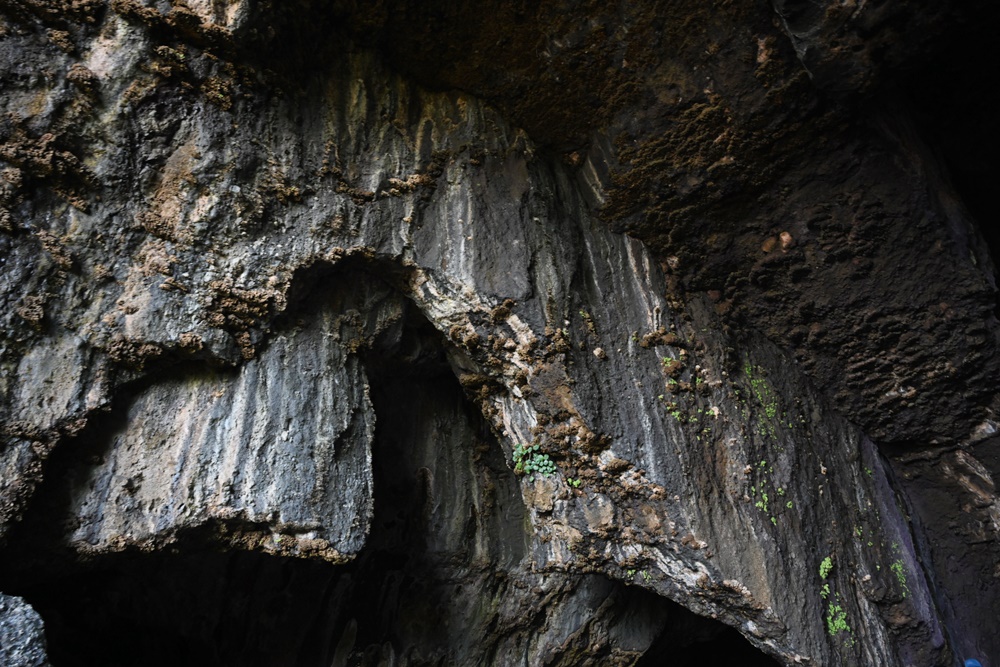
[0,1,997,665]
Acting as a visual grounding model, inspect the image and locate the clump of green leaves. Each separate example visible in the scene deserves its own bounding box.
[826,601,850,636]
[819,556,834,580]
[891,560,909,598]
[817,555,853,639]
[513,444,557,480]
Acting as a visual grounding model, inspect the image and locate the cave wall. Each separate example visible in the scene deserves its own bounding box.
[1,1,997,665]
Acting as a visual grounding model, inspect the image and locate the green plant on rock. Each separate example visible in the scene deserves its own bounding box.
[819,556,834,580]
[891,559,910,599]
[818,556,852,640]
[513,444,558,480]
[826,600,850,636]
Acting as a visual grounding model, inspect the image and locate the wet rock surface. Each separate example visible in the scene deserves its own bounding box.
[0,1,997,665]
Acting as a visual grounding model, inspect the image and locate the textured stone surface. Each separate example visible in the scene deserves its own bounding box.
[322,0,1000,448]
[0,594,50,667]
[0,1,997,666]
[66,297,376,559]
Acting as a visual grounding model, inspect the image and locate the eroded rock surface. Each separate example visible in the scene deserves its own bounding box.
[68,293,378,560]
[1,1,997,665]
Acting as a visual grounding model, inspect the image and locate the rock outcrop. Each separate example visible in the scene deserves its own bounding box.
[1,1,997,665]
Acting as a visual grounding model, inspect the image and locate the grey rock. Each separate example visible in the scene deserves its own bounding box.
[0,1,996,665]
[0,594,50,667]
[66,297,377,559]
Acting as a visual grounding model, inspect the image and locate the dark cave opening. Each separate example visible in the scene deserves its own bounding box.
[1,271,779,666]
[897,1,1000,287]
[636,624,781,667]
[7,549,780,667]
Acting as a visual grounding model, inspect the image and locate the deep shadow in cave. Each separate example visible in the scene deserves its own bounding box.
[880,5,1000,661]
[635,622,781,667]
[897,1,1000,289]
[1,268,779,666]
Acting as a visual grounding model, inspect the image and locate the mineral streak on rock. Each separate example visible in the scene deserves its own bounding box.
[0,1,997,665]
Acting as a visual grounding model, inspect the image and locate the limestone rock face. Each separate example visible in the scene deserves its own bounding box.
[0,1,997,666]
[67,297,377,560]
